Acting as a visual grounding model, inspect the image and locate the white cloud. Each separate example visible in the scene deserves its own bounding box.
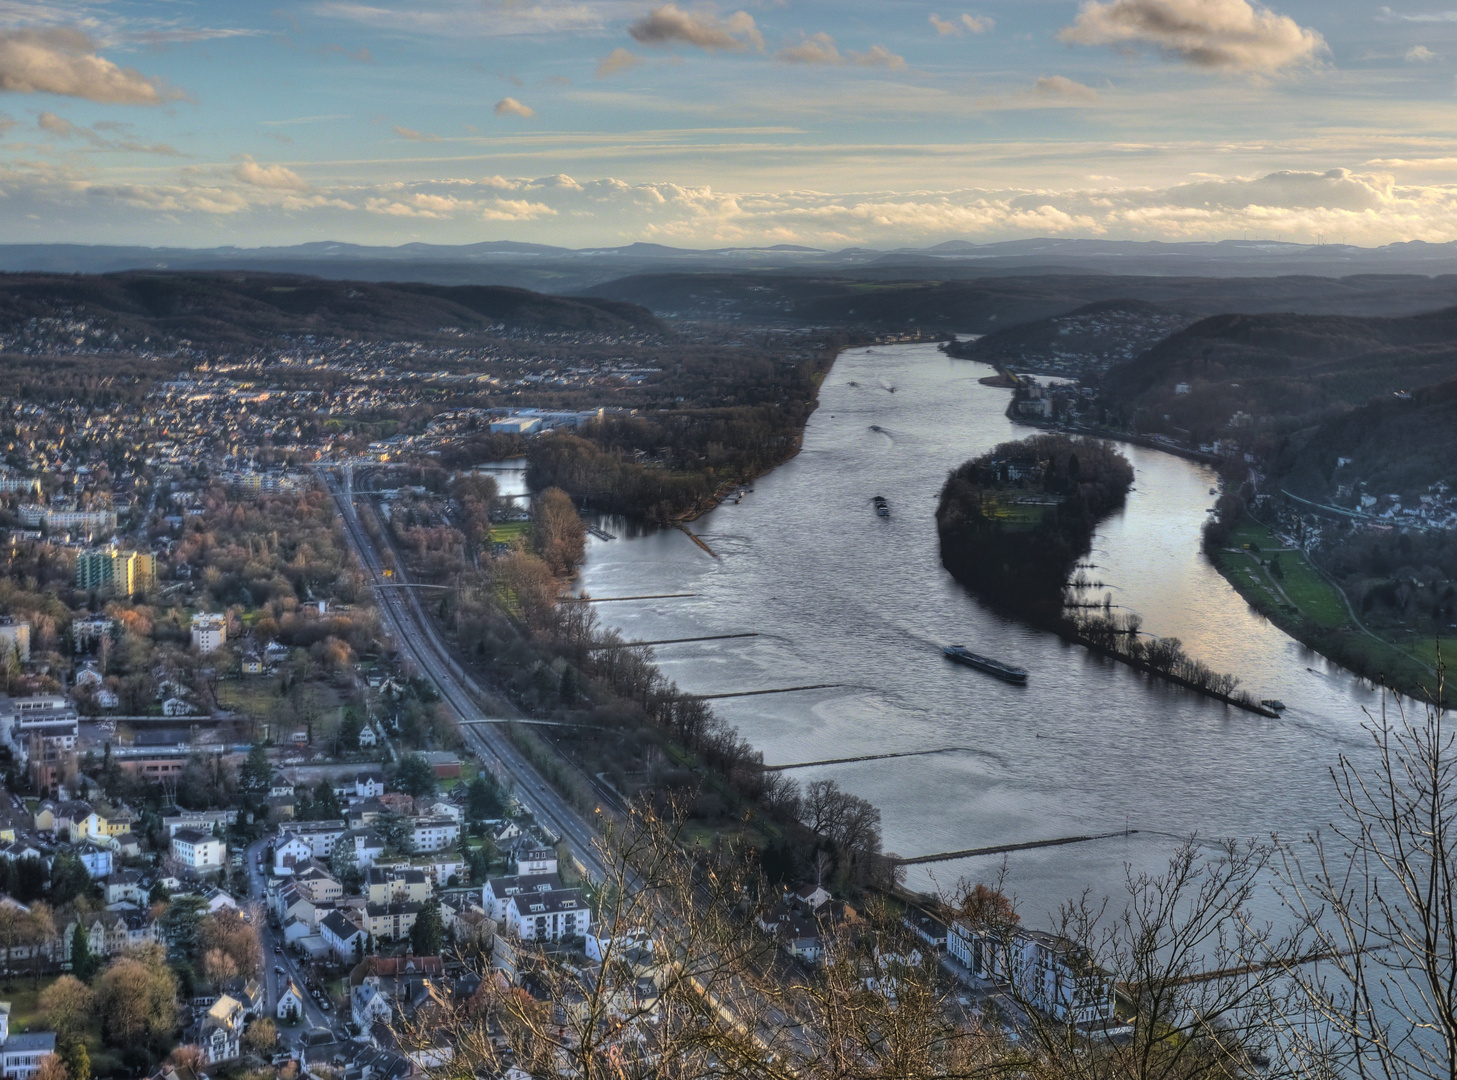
[1379,6,1457,21]
[0,27,177,103]
[596,47,643,77]
[314,1,603,36]
[929,13,960,36]
[1406,44,1437,61]
[850,45,906,69]
[494,97,536,119]
[778,33,841,64]
[233,155,311,191]
[392,124,440,141]
[1034,75,1100,101]
[963,13,994,33]
[1059,0,1326,74]
[628,4,764,52]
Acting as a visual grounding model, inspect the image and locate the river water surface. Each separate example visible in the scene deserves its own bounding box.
[575,342,1386,919]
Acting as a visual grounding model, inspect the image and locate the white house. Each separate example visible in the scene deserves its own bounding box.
[504,888,590,943]
[321,910,368,964]
[161,697,196,717]
[277,980,306,1022]
[513,846,558,877]
[78,846,112,878]
[358,726,377,748]
[482,873,562,922]
[410,816,460,853]
[946,923,1116,1026]
[0,1030,56,1080]
[355,771,385,799]
[171,828,225,869]
[201,995,244,1062]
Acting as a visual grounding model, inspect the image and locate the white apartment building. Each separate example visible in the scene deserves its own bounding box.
[171,827,226,869]
[191,613,227,653]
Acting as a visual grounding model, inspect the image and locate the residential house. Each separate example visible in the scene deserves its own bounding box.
[364,901,422,941]
[481,872,563,923]
[0,1030,56,1080]
[292,862,343,904]
[355,771,386,799]
[348,955,446,1030]
[321,910,368,964]
[171,828,225,870]
[32,798,88,837]
[358,726,377,748]
[200,995,244,1063]
[272,835,313,876]
[511,846,558,877]
[269,774,294,798]
[903,907,948,950]
[365,867,431,906]
[161,808,234,838]
[78,846,113,879]
[409,816,459,853]
[503,888,590,943]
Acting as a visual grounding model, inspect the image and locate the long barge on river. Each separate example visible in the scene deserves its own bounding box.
[943,644,1029,684]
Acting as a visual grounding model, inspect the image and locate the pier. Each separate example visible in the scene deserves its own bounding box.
[587,632,760,650]
[563,593,698,603]
[676,523,719,557]
[585,524,617,541]
[762,746,970,771]
[692,683,842,701]
[894,829,1137,866]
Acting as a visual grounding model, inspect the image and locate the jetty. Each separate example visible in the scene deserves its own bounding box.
[562,593,697,603]
[585,524,617,541]
[587,632,760,650]
[895,829,1137,866]
[676,523,719,557]
[762,746,970,771]
[692,683,841,701]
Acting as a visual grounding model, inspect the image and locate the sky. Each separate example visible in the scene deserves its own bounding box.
[2,0,1457,249]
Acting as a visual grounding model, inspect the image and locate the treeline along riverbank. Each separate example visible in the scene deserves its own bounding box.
[936,433,1269,714]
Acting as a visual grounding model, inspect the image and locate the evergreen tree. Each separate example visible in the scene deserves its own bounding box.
[58,1037,89,1080]
[466,775,502,822]
[409,899,445,956]
[559,665,580,705]
[241,744,272,792]
[69,922,92,981]
[312,779,342,820]
[393,755,437,801]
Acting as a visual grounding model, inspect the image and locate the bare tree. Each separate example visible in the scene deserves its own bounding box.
[1276,674,1457,1080]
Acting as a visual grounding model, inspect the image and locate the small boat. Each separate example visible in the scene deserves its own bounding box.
[1260,699,1287,712]
[943,645,1029,684]
[872,495,890,518]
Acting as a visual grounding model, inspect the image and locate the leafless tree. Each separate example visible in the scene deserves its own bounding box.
[1275,673,1457,1080]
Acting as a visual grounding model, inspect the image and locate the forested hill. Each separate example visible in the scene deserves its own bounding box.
[0,271,661,346]
[1097,306,1457,447]
[1268,376,1457,502]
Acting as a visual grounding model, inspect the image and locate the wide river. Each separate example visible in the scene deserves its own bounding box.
[575,342,1387,921]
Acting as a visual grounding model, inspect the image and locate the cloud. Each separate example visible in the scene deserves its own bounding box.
[1379,6,1457,21]
[1406,44,1437,61]
[0,112,14,135]
[314,1,601,36]
[37,110,77,137]
[233,155,310,191]
[392,124,439,141]
[0,27,177,103]
[933,12,995,34]
[850,45,906,68]
[494,97,536,119]
[628,4,764,52]
[1034,75,1100,101]
[596,47,643,77]
[1059,0,1326,74]
[778,33,841,64]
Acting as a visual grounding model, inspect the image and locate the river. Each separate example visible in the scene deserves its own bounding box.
[573,342,1386,921]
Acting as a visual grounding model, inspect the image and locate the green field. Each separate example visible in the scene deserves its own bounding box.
[1214,518,1444,700]
[491,521,531,546]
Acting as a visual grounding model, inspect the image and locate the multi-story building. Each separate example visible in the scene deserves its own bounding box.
[364,867,431,906]
[946,922,1116,1026]
[75,547,156,596]
[171,828,226,870]
[191,613,226,653]
[0,695,77,792]
[410,815,460,853]
[503,888,590,943]
[17,503,116,536]
[364,901,422,941]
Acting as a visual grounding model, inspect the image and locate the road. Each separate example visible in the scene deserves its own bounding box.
[245,835,346,1040]
[319,468,610,882]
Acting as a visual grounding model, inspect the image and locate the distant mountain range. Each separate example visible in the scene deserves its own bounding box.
[9,237,1457,293]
